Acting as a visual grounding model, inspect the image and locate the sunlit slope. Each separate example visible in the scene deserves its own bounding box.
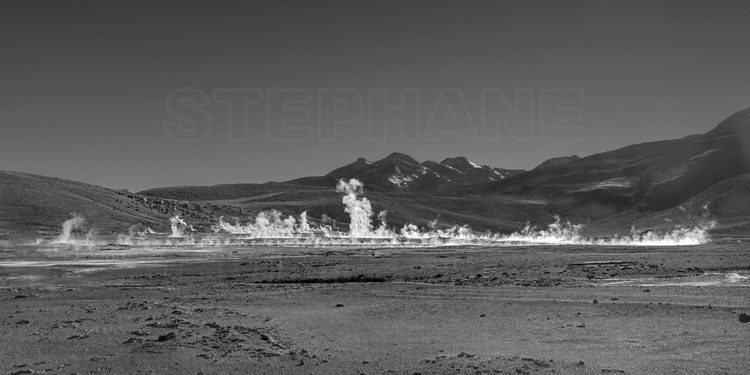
[0,171,237,235]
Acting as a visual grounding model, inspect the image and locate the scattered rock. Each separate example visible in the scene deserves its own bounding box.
[739,313,750,323]
[157,332,177,342]
[67,334,89,340]
[129,330,150,336]
[15,319,30,325]
[260,333,285,349]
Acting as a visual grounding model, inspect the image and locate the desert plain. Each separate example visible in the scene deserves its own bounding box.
[0,241,748,375]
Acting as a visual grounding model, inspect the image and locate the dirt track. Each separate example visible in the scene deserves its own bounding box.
[1,244,749,374]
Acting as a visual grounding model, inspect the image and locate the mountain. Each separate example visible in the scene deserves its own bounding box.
[318,152,522,192]
[466,107,750,222]
[144,153,523,197]
[4,107,750,237]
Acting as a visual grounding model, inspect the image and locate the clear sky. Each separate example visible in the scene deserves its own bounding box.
[1,0,749,191]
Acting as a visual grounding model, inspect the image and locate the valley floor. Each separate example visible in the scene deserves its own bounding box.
[0,244,749,374]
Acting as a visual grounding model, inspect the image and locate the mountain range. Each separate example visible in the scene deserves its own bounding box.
[3,107,750,238]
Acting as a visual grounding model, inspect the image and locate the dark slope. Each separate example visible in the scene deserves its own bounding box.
[141,182,330,202]
[533,155,580,170]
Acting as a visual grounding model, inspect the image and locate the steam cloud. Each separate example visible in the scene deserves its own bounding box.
[54,213,86,244]
[36,180,718,248]
[336,178,373,237]
[169,214,190,238]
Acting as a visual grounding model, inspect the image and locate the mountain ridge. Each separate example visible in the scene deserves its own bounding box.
[3,107,750,237]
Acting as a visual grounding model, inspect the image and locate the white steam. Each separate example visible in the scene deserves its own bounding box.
[169,214,190,238]
[55,213,86,244]
[212,210,303,237]
[37,180,718,248]
[336,178,373,237]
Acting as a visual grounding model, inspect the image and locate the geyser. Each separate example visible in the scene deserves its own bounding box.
[55,213,86,244]
[336,178,373,237]
[169,214,189,238]
[36,180,718,248]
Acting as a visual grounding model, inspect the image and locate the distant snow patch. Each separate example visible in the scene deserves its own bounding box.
[388,174,415,187]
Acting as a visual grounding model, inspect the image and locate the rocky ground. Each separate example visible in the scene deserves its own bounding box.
[0,243,749,374]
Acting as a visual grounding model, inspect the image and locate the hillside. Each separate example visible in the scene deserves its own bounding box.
[465,108,750,221]
[0,171,248,235]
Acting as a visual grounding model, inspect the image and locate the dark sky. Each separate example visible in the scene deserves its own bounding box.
[2,1,749,191]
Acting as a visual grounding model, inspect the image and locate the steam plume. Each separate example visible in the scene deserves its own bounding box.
[336,179,373,237]
[55,213,86,244]
[36,180,717,248]
[169,214,189,238]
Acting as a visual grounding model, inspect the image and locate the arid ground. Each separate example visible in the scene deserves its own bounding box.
[1,243,748,374]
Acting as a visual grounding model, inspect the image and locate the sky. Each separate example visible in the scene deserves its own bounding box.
[1,0,749,191]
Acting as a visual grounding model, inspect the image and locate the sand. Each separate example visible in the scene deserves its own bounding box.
[0,243,748,374]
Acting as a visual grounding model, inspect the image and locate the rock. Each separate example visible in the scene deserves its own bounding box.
[739,313,750,323]
[335,303,345,307]
[576,361,585,366]
[157,332,177,342]
[643,289,651,293]
[593,299,598,304]
[576,323,586,328]
[67,334,88,340]
[480,314,486,317]
[129,330,150,336]
[15,319,30,325]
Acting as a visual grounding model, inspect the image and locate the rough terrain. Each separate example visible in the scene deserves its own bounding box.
[0,243,748,374]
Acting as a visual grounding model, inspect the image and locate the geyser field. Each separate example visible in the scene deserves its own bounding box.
[1,179,748,374]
